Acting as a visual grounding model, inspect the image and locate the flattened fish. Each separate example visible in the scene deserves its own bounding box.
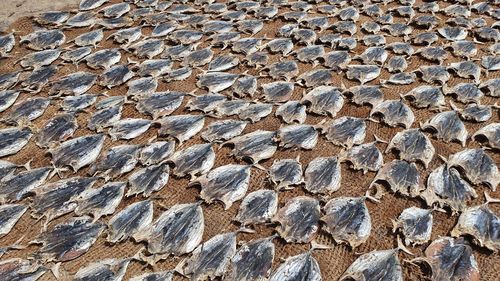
[61,46,92,65]
[304,156,341,194]
[340,142,383,173]
[35,113,78,148]
[276,101,307,124]
[18,49,61,69]
[402,85,445,109]
[88,105,122,132]
[85,48,121,69]
[371,160,421,197]
[0,259,47,281]
[3,97,50,125]
[269,251,321,281]
[415,237,480,281]
[107,200,153,243]
[74,259,129,281]
[393,207,433,245]
[74,182,125,221]
[180,231,237,281]
[238,103,273,123]
[32,216,105,262]
[274,196,320,243]
[322,196,372,248]
[108,118,152,141]
[261,60,299,81]
[344,85,383,107]
[226,236,275,281]
[193,164,251,209]
[0,204,27,237]
[277,124,318,150]
[99,65,134,88]
[196,72,239,93]
[370,100,414,128]
[222,130,277,163]
[386,129,435,168]
[233,75,257,97]
[50,134,105,172]
[127,163,169,197]
[340,247,403,281]
[235,190,278,226]
[0,167,51,203]
[21,65,58,93]
[0,33,15,58]
[126,77,158,97]
[261,81,294,103]
[72,29,103,47]
[136,91,184,119]
[139,141,175,166]
[0,127,32,157]
[80,0,108,10]
[346,65,381,84]
[89,144,141,179]
[423,164,477,213]
[421,111,467,146]
[20,29,65,50]
[448,149,498,190]
[472,123,500,149]
[134,202,203,257]
[158,114,204,143]
[49,72,97,96]
[31,177,98,222]
[169,143,215,178]
[0,90,19,113]
[269,156,303,190]
[443,83,483,104]
[321,116,366,148]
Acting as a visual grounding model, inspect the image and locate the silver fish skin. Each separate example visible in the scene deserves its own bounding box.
[21,65,58,93]
[107,200,153,244]
[181,232,237,281]
[88,105,122,132]
[74,182,125,221]
[169,143,215,178]
[194,164,251,209]
[261,81,294,103]
[89,144,141,179]
[448,148,499,191]
[61,46,92,64]
[72,29,104,47]
[196,72,239,93]
[135,59,173,77]
[201,120,247,143]
[3,97,50,125]
[370,100,415,129]
[235,190,278,226]
[108,118,152,141]
[0,258,47,281]
[451,204,499,251]
[421,111,468,146]
[18,49,61,69]
[20,29,66,50]
[136,91,184,119]
[393,207,432,245]
[35,113,78,148]
[276,124,318,150]
[0,204,27,237]
[31,216,105,262]
[128,39,165,59]
[472,123,500,149]
[344,85,383,107]
[401,85,445,109]
[226,236,275,281]
[222,130,277,163]
[0,71,20,91]
[31,177,98,222]
[99,65,135,88]
[0,90,19,113]
[74,259,130,281]
[269,252,322,281]
[79,0,109,10]
[340,142,383,173]
[157,114,205,144]
[276,101,307,124]
[139,141,175,166]
[371,160,421,197]
[321,116,366,148]
[85,48,121,69]
[386,129,435,168]
[0,33,15,57]
[50,134,105,172]
[0,160,17,181]
[126,77,158,97]
[274,196,320,243]
[49,72,97,96]
[107,27,142,45]
[301,86,344,117]
[238,103,273,123]
[100,3,130,18]
[127,163,169,197]
[340,248,403,281]
[0,167,51,204]
[304,156,341,194]
[134,202,204,257]
[0,127,32,157]
[65,12,98,28]
[233,75,257,97]
[269,157,303,190]
[61,94,98,112]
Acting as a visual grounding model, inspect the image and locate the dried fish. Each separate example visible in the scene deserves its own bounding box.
[269,157,303,190]
[31,177,97,222]
[207,55,239,72]
[49,71,97,96]
[264,38,294,56]
[214,99,249,117]
[100,3,130,18]
[74,182,125,221]
[0,71,19,91]
[0,204,27,237]
[21,65,58,93]
[301,86,344,117]
[322,196,372,248]
[61,46,92,64]
[393,207,432,245]
[386,56,408,73]
[355,46,388,65]
[340,142,383,173]
[269,251,321,281]
[479,78,500,97]
[386,129,435,168]
[72,29,103,47]
[139,141,175,166]
[18,49,61,69]
[226,236,275,281]
[371,160,421,197]
[20,29,65,50]
[235,190,278,226]
[136,91,184,119]
[201,120,247,143]
[3,97,50,125]
[274,196,320,243]
[472,123,499,149]
[233,75,257,97]
[193,164,251,209]
[421,111,467,146]
[386,42,414,56]
[324,50,351,70]
[297,68,332,88]
[129,39,164,59]
[261,81,294,103]
[414,65,450,85]
[381,72,416,86]
[107,27,142,45]
[0,259,47,281]
[245,52,268,67]
[446,40,477,59]
[340,247,403,281]
[344,85,383,107]
[370,100,414,128]
[304,156,341,194]
[89,144,141,179]
[186,94,226,114]
[108,118,152,141]
[276,101,307,124]
[106,200,153,244]
[402,85,445,109]
[277,124,318,150]
[322,116,366,148]
[448,149,499,190]
[346,65,381,84]
[261,60,299,81]
[85,48,121,69]
[0,33,14,58]
[182,47,213,67]
[238,103,273,123]
[50,134,105,172]
[222,130,277,163]
[35,113,78,148]
[74,259,130,281]
[443,83,483,104]
[135,202,203,257]
[0,167,51,203]
[196,72,239,93]
[454,103,492,123]
[127,163,169,197]
[169,143,215,177]
[0,127,32,157]
[0,90,19,113]
[80,0,108,10]
[32,216,105,262]
[448,61,481,83]
[88,105,122,132]
[158,115,204,143]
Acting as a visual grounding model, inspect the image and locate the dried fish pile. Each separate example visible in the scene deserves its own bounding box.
[0,0,499,280]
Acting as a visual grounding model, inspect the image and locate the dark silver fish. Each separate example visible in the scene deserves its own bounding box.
[0,71,22,91]
[193,164,251,209]
[446,40,477,59]
[0,160,17,181]
[20,29,65,50]
[186,94,226,114]
[31,177,98,223]
[74,182,126,221]
[139,141,175,166]
[371,160,421,197]
[393,207,432,245]
[380,72,416,86]
[269,156,303,190]
[269,251,321,281]
[355,46,388,65]
[196,72,239,93]
[3,97,50,125]
[150,22,177,38]
[264,38,294,56]
[74,259,130,281]
[244,51,268,68]
[61,93,98,112]
[135,59,172,77]
[0,204,27,237]
[386,129,435,168]
[386,56,408,73]
[322,196,372,248]
[235,190,278,226]
[370,100,414,128]
[31,216,105,262]
[134,202,203,258]
[100,3,130,18]
[226,236,275,281]
[276,124,318,150]
[324,50,351,70]
[214,99,250,117]
[99,64,134,88]
[107,200,153,244]
[88,105,122,132]
[49,134,105,172]
[158,115,204,144]
[95,96,125,110]
[182,48,213,67]
[322,116,366,147]
[108,118,152,141]
[222,130,277,163]
[0,259,47,281]
[449,148,498,191]
[127,163,169,197]
[386,42,414,56]
[49,71,97,96]
[169,143,215,178]
[413,32,439,46]
[453,103,492,123]
[0,90,19,113]
[231,38,262,54]
[340,142,383,173]
[340,247,403,281]
[479,78,500,97]
[0,167,51,203]
[448,61,481,83]
[72,29,103,47]
[208,55,239,72]
[472,123,500,149]
[402,85,445,109]
[238,103,273,123]
[21,65,58,93]
[346,65,381,84]
[80,0,108,10]
[35,113,78,148]
[274,196,320,243]
[107,27,142,45]
[261,81,294,103]
[18,49,61,69]
[421,111,467,146]
[89,144,141,179]
[129,39,164,59]
[0,127,32,157]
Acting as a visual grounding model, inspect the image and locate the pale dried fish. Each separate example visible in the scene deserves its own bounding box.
[324,50,351,70]
[0,127,32,157]
[158,115,204,144]
[21,65,58,93]
[304,156,341,194]
[80,0,108,10]
[402,85,445,109]
[0,166,50,204]
[261,81,294,103]
[264,38,294,56]
[50,134,105,172]
[72,29,103,47]
[139,141,175,166]
[321,116,366,147]
[20,29,65,50]
[3,97,50,125]
[74,182,125,221]
[18,49,61,69]
[472,123,500,149]
[88,105,122,132]
[89,144,141,179]
[0,204,27,237]
[274,196,320,243]
[107,200,153,244]
[344,85,383,107]
[226,236,275,281]
[196,72,239,93]
[136,91,184,119]
[340,142,383,173]
[222,130,277,163]
[108,118,152,141]
[0,90,19,113]
[448,148,499,190]
[355,46,388,65]
[448,61,481,83]
[49,71,97,96]
[270,251,321,281]
[346,65,381,84]
[238,103,273,123]
[479,78,500,97]
[0,259,47,281]
[276,124,318,150]
[107,27,142,45]
[371,160,421,197]
[85,48,121,69]
[169,143,215,178]
[186,94,226,114]
[35,114,78,148]
[443,83,483,104]
[235,190,278,226]
[322,196,372,248]
[393,207,432,245]
[276,101,307,124]
[100,3,130,18]
[261,60,299,81]
[0,33,14,58]
[0,71,20,91]
[297,68,333,88]
[128,39,164,59]
[421,111,467,146]
[182,47,213,67]
[74,259,130,281]
[233,75,257,97]
[454,103,492,123]
[386,129,435,168]
[127,163,169,197]
[214,99,249,117]
[340,247,403,281]
[201,120,247,143]
[370,100,414,128]
[414,65,450,85]
[61,46,92,65]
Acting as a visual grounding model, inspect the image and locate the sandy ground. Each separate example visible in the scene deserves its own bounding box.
[0,0,79,31]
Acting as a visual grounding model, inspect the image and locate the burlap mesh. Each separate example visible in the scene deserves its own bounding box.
[0,0,499,280]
